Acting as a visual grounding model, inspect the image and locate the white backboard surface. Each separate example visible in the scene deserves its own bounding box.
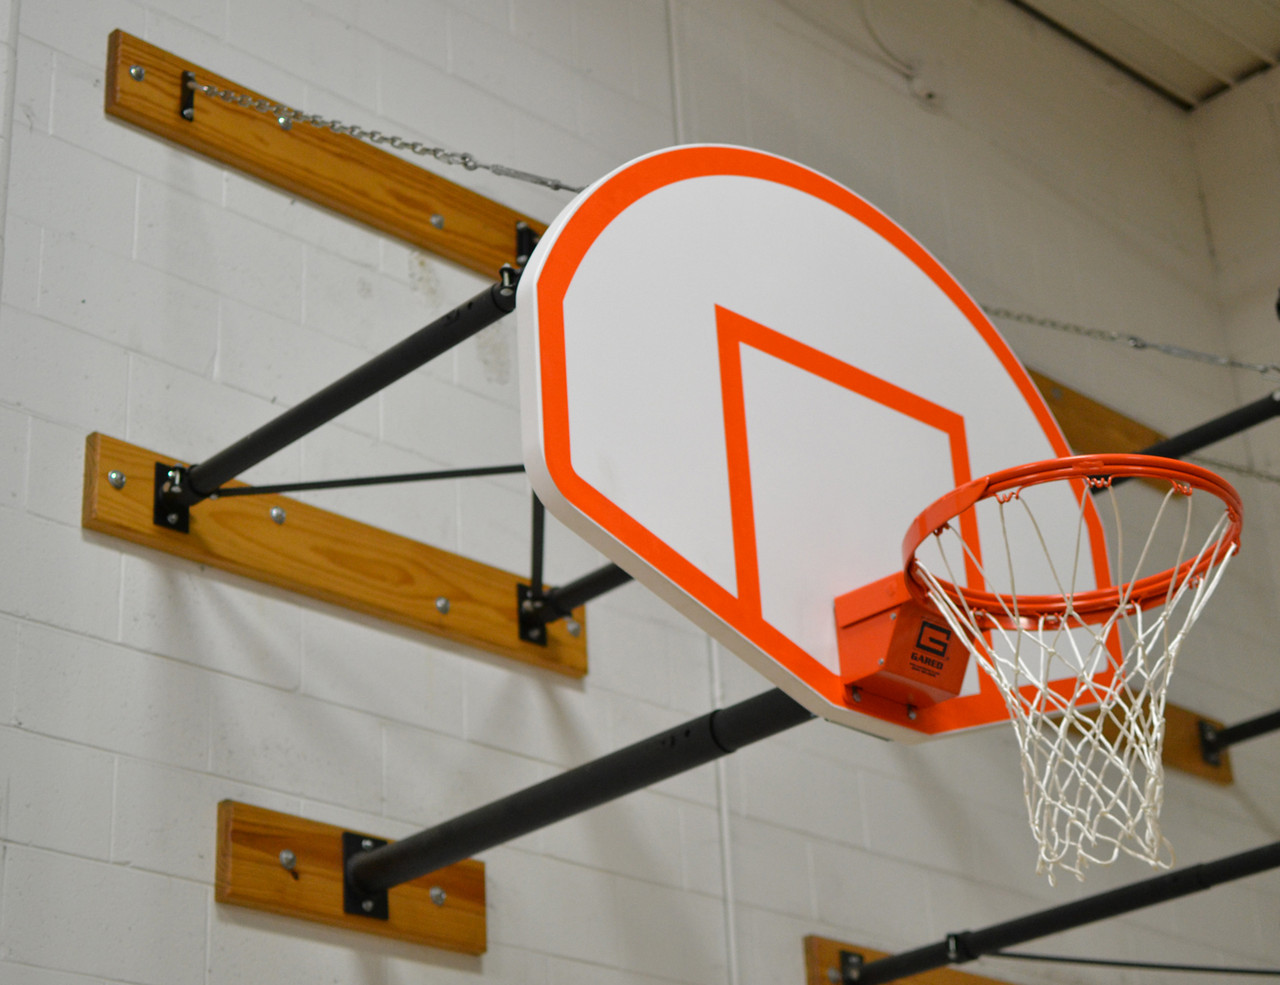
[517,145,1109,740]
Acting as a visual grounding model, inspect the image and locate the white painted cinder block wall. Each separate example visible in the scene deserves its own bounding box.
[1,1,1278,984]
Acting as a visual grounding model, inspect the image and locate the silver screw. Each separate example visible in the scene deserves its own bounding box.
[529,626,543,639]
[270,506,286,525]
[277,115,292,130]
[361,838,374,850]
[565,618,581,638]
[361,899,374,913]
[129,64,145,81]
[907,705,918,721]
[107,470,127,490]
[429,886,447,906]
[435,596,450,615]
[429,214,445,229]
[278,849,297,871]
[166,512,180,526]
[850,687,862,703]
[826,969,842,984]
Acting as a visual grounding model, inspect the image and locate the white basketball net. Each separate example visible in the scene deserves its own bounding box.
[912,475,1237,883]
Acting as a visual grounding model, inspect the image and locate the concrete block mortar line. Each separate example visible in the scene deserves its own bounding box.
[0,0,22,287]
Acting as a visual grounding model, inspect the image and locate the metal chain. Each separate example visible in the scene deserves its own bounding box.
[186,77,585,194]
[982,306,1280,482]
[981,305,1280,380]
[188,81,1280,472]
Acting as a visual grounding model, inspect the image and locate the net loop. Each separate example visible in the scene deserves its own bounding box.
[903,454,1241,882]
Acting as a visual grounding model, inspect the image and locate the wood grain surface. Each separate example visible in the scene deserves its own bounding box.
[83,433,587,676]
[217,801,485,953]
[105,30,546,278]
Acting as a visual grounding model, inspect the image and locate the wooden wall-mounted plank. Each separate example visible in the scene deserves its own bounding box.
[1029,369,1166,454]
[804,934,1013,985]
[83,433,587,677]
[216,801,485,953]
[1163,702,1233,785]
[105,30,547,278]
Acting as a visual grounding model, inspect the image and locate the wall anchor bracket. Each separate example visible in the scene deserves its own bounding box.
[154,461,191,532]
[343,832,390,920]
[180,69,195,121]
[516,582,551,646]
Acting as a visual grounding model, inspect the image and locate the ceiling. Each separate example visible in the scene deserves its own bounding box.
[1009,0,1280,110]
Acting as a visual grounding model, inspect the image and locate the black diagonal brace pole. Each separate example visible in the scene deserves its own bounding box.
[345,687,813,895]
[1200,708,1280,766]
[155,268,519,526]
[1137,389,1280,459]
[850,841,1280,984]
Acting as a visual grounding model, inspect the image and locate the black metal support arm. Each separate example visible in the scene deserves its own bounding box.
[345,687,813,895]
[529,495,546,601]
[1200,709,1280,766]
[517,560,635,643]
[207,464,524,498]
[849,841,1280,984]
[1137,389,1280,459]
[156,269,519,525]
[538,562,635,614]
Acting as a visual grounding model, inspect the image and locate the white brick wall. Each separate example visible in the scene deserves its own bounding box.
[2,2,1279,984]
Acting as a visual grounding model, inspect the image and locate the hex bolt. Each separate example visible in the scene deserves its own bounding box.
[107,470,127,490]
[361,899,375,913]
[565,618,582,638]
[429,214,445,229]
[277,115,292,130]
[435,596,450,615]
[129,64,145,81]
[278,849,297,871]
[429,886,447,906]
[270,506,286,525]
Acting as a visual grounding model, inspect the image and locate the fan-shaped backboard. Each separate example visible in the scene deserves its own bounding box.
[517,145,1109,741]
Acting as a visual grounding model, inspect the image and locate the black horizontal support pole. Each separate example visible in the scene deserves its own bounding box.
[170,270,518,506]
[531,562,634,623]
[852,840,1280,984]
[208,464,524,498]
[1201,708,1280,764]
[1137,389,1280,459]
[346,687,814,895]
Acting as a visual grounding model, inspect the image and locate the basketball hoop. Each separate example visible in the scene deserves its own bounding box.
[903,454,1242,882]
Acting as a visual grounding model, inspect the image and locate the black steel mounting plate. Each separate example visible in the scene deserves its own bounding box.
[342,831,390,920]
